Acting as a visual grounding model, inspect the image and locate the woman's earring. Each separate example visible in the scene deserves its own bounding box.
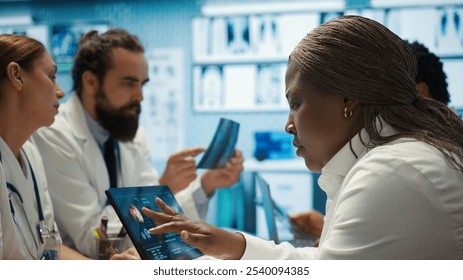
[344,107,353,119]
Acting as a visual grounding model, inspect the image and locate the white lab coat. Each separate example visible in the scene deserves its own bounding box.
[33,94,205,258]
[241,124,463,259]
[0,138,59,259]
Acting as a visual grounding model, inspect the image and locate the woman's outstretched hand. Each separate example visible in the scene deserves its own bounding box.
[141,197,246,260]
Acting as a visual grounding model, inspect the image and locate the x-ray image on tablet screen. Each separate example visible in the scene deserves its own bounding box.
[105,186,204,260]
[197,118,240,169]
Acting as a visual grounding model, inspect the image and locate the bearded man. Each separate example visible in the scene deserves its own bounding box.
[33,29,243,258]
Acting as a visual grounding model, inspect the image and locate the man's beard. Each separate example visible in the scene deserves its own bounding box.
[94,87,141,142]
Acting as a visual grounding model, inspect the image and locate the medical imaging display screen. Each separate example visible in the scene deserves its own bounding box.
[106,186,203,260]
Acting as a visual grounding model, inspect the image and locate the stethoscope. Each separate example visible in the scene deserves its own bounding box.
[0,151,50,248]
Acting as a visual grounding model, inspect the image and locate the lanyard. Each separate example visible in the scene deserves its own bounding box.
[0,150,46,243]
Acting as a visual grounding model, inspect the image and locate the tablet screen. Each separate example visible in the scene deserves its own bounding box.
[105,186,203,260]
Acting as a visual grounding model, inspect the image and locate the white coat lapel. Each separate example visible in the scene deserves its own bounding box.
[66,94,110,205]
[118,140,138,187]
[82,136,109,205]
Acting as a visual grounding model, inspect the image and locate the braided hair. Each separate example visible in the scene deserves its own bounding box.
[290,15,463,173]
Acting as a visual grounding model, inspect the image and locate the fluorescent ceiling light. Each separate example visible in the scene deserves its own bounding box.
[0,15,33,26]
[201,1,345,16]
[372,0,463,8]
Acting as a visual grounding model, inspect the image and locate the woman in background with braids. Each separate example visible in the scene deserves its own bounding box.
[142,15,463,259]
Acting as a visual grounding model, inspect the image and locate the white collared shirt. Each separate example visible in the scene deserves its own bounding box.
[241,124,463,259]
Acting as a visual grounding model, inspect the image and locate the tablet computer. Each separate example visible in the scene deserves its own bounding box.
[105,185,204,260]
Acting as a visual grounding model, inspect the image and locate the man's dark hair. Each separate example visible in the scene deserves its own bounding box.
[406,40,450,105]
[72,28,145,97]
